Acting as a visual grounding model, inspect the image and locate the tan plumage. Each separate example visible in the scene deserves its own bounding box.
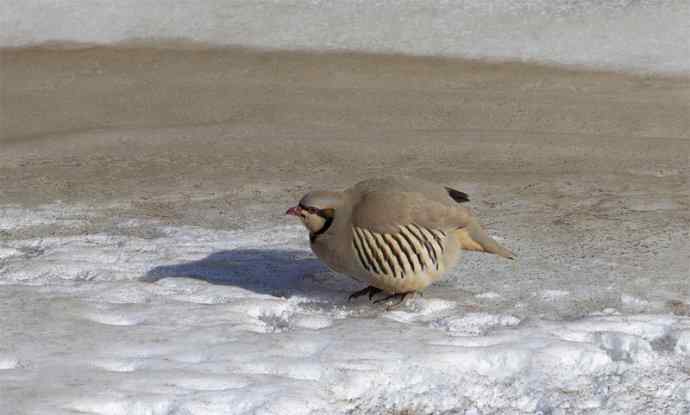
[287,176,515,302]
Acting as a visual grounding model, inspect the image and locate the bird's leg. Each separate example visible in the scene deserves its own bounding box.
[348,286,382,302]
[368,287,384,301]
[373,291,415,309]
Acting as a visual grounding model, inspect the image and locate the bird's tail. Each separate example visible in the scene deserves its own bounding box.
[455,219,515,259]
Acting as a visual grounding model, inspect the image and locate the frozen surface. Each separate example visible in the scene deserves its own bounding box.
[2,0,690,74]
[1,204,689,414]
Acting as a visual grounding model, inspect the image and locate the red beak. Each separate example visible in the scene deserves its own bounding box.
[286,206,301,216]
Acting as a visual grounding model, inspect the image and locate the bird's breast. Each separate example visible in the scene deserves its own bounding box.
[310,236,350,274]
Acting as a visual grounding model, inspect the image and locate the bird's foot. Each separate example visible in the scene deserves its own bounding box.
[373,291,415,310]
[348,286,383,302]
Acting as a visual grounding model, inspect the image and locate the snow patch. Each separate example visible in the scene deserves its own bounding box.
[0,203,88,231]
[0,247,22,260]
[675,330,690,355]
[0,356,19,370]
[432,312,521,336]
[2,204,690,414]
[170,375,249,391]
[84,312,145,326]
[292,314,333,330]
[384,297,457,323]
[592,331,656,364]
[539,289,570,301]
[476,291,503,300]
[67,395,174,415]
[553,315,675,343]
[621,293,651,312]
[92,359,143,373]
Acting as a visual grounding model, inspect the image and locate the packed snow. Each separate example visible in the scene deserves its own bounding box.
[2,0,690,74]
[1,204,689,414]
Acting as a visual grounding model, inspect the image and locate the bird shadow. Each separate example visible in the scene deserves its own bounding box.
[141,248,359,299]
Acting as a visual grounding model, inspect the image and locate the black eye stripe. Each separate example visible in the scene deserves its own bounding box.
[299,204,323,215]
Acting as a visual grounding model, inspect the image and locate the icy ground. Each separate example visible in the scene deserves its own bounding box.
[1,204,689,414]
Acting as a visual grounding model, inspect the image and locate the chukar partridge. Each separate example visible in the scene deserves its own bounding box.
[286,177,515,306]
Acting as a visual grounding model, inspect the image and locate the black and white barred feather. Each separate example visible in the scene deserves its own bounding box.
[352,224,447,278]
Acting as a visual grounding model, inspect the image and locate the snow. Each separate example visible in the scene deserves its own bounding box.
[0,203,86,231]
[431,312,522,336]
[539,289,570,301]
[676,331,690,355]
[476,291,503,300]
[0,356,20,370]
[1,0,690,74]
[1,204,689,414]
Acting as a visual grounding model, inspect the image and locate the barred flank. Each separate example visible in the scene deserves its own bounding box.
[352,225,446,278]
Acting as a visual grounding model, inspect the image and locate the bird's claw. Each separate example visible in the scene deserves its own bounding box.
[373,291,414,310]
[348,286,382,302]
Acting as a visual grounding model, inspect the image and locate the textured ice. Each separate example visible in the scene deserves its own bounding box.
[0,247,22,260]
[1,204,689,414]
[0,203,87,231]
[1,0,689,74]
[433,312,522,336]
[0,355,19,370]
[539,289,570,301]
[676,330,690,355]
[476,291,502,300]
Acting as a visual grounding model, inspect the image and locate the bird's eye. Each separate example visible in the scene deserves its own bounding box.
[306,207,319,214]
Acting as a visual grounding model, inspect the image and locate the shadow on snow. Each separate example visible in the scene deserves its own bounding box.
[142,249,360,299]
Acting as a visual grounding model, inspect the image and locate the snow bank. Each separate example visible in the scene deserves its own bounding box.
[1,204,689,414]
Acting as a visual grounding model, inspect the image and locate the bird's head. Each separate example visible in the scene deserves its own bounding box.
[286,191,341,240]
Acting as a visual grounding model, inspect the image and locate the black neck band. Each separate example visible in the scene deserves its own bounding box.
[310,215,334,243]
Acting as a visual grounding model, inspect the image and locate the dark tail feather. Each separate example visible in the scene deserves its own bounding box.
[445,186,470,203]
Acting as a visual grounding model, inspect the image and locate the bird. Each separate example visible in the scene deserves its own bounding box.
[286,176,515,307]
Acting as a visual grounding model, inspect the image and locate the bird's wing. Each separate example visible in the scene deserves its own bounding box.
[348,190,470,276]
[349,187,515,260]
[350,190,472,234]
[349,176,469,208]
